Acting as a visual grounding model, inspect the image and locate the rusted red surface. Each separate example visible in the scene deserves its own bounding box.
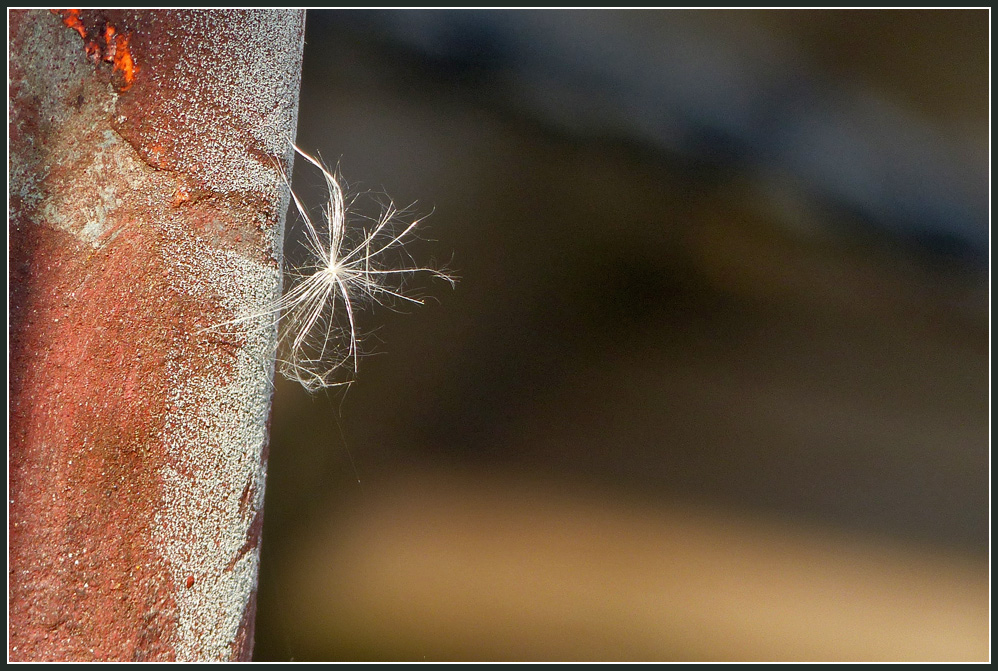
[9,9,305,661]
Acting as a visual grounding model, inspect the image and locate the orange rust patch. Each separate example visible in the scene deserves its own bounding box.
[102,23,116,57]
[148,144,166,166]
[53,8,87,39]
[172,185,191,208]
[109,30,138,91]
[52,9,138,91]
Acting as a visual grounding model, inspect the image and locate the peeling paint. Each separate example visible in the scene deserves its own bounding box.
[9,9,305,661]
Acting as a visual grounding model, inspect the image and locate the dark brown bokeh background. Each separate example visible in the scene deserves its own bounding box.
[252,10,988,661]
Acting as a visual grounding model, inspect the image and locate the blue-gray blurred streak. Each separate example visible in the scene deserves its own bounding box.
[320,10,987,264]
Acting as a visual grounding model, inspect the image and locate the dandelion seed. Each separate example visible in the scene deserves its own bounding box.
[206,146,454,392]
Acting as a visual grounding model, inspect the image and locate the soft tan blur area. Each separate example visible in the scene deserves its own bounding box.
[253,10,988,662]
[283,471,986,661]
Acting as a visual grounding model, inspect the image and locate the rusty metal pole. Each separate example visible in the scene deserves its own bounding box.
[9,9,305,660]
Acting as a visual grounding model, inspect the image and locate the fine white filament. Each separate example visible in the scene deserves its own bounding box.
[207,146,454,392]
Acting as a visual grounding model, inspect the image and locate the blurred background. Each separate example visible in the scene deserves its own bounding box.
[253,10,988,661]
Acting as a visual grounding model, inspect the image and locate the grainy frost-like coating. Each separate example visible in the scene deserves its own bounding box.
[116,10,304,195]
[162,233,280,660]
[115,10,306,660]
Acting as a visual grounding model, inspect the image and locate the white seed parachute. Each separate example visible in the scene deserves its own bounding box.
[207,146,454,392]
